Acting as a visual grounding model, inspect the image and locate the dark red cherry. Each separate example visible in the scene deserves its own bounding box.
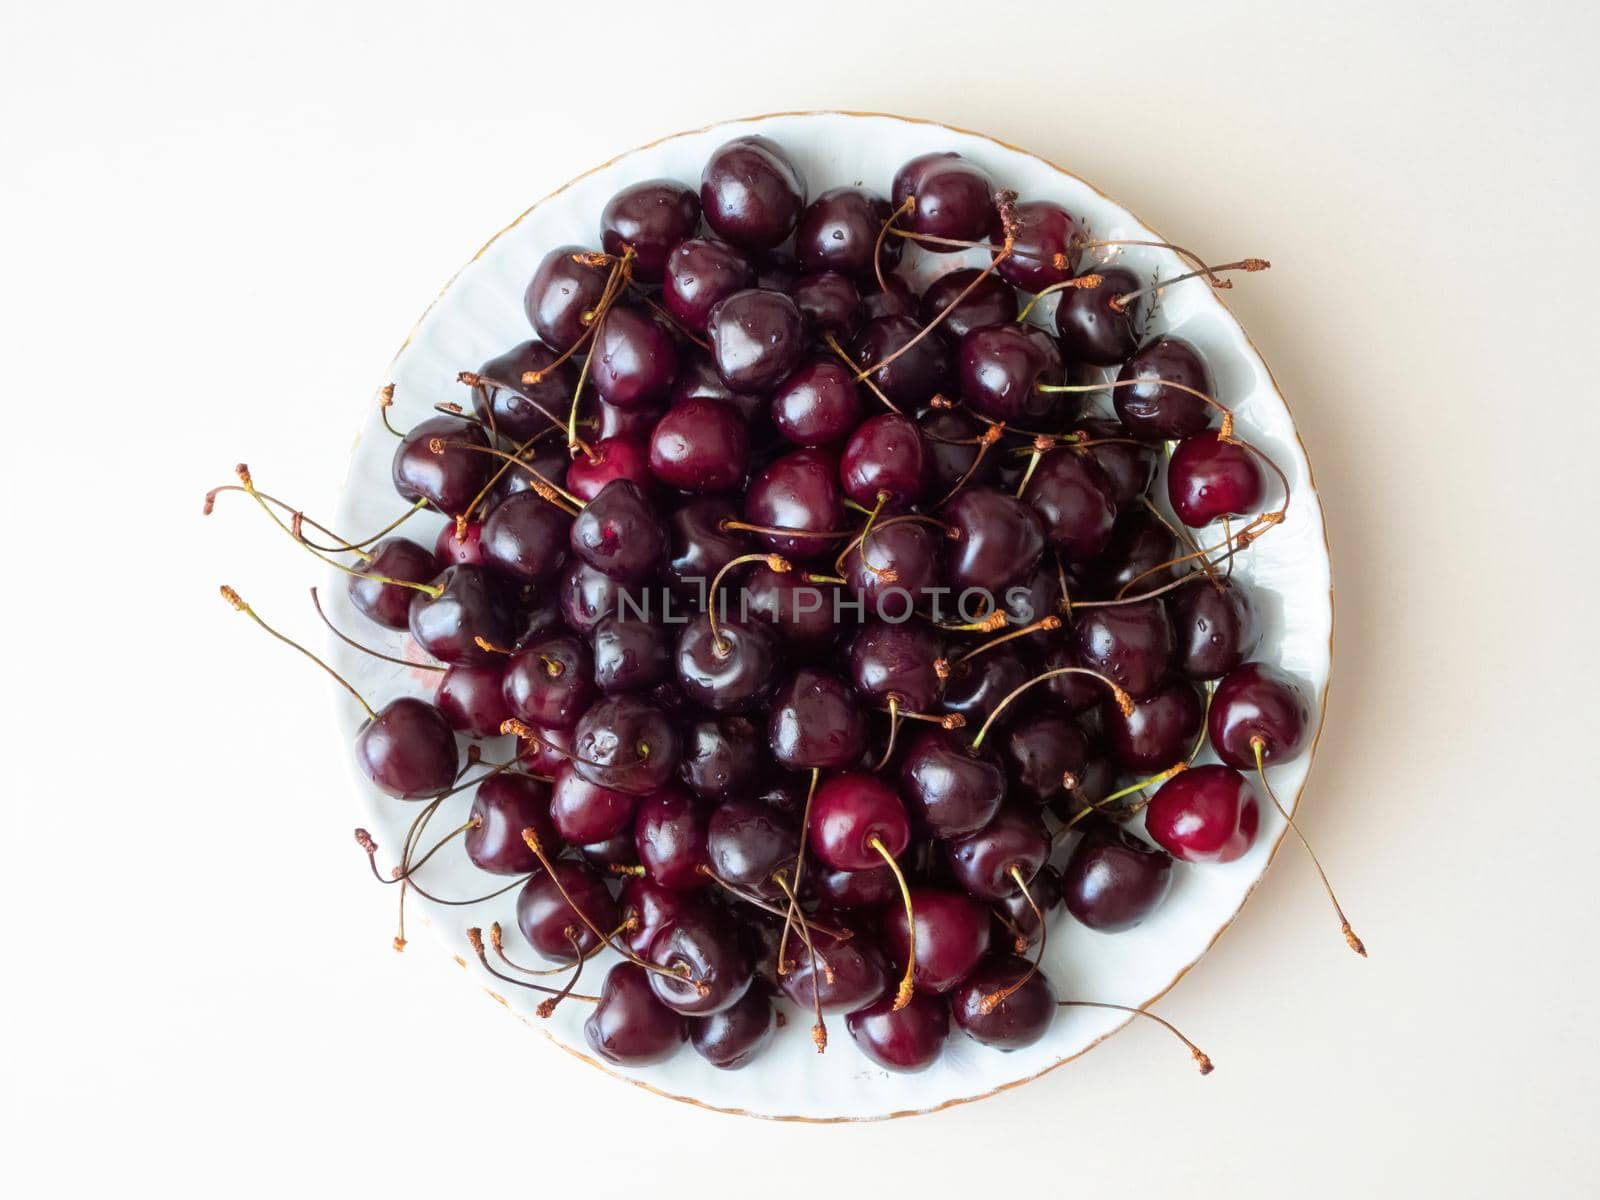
[675,615,782,712]
[809,772,909,870]
[1115,337,1214,440]
[743,565,843,653]
[1042,640,1103,714]
[948,806,1050,901]
[707,288,805,393]
[796,187,899,278]
[1168,432,1265,526]
[466,774,557,874]
[840,412,926,509]
[847,989,949,1072]
[842,521,940,614]
[600,179,700,283]
[861,274,918,320]
[648,914,754,1016]
[994,200,1078,292]
[525,245,611,352]
[700,136,805,250]
[663,237,756,335]
[515,722,571,776]
[1208,662,1313,768]
[565,435,653,503]
[493,441,569,505]
[940,649,1028,730]
[883,888,991,994]
[549,761,636,844]
[1054,265,1147,366]
[742,448,844,562]
[951,954,1057,1049]
[769,669,868,772]
[1169,578,1260,680]
[435,663,510,738]
[558,559,624,636]
[1073,599,1175,699]
[1103,677,1204,771]
[1146,764,1261,864]
[920,407,1000,495]
[919,267,1019,343]
[591,306,678,410]
[619,874,712,958]
[1084,508,1178,597]
[408,565,514,665]
[995,864,1062,949]
[502,634,595,730]
[391,416,491,516]
[434,519,485,568]
[943,487,1045,593]
[1003,711,1092,801]
[849,622,945,713]
[899,729,1005,839]
[1074,418,1159,507]
[892,152,995,247]
[591,615,672,694]
[516,859,619,960]
[1062,825,1173,932]
[585,962,686,1065]
[810,864,898,910]
[778,927,890,1013]
[691,985,775,1069]
[706,799,798,894]
[634,789,712,890]
[853,315,953,409]
[666,497,747,597]
[573,694,680,795]
[481,491,570,583]
[957,323,1061,423]
[1022,448,1117,559]
[349,537,439,630]
[471,340,576,441]
[647,397,750,493]
[770,361,863,447]
[354,697,459,799]
[790,270,863,337]
[569,479,666,582]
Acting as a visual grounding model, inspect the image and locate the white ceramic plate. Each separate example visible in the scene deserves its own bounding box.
[326,111,1332,1122]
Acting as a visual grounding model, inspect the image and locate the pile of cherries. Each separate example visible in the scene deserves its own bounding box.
[215,132,1359,1081]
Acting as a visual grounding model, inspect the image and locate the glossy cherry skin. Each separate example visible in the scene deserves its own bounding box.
[706,798,797,894]
[590,306,678,410]
[1208,662,1313,768]
[742,448,844,562]
[466,774,557,874]
[354,698,459,799]
[590,615,672,694]
[796,187,899,278]
[810,865,898,910]
[809,772,910,870]
[585,962,686,1066]
[675,615,782,712]
[951,954,1057,1049]
[517,859,619,960]
[948,806,1051,901]
[995,864,1062,949]
[348,537,439,630]
[666,497,747,597]
[1073,599,1175,700]
[707,288,805,394]
[435,518,486,568]
[648,397,750,493]
[849,621,945,713]
[700,136,805,250]
[1063,826,1173,932]
[957,323,1062,423]
[778,928,890,1014]
[691,985,775,1069]
[569,479,666,582]
[768,669,868,772]
[883,888,992,994]
[1022,448,1117,559]
[1003,711,1093,800]
[619,875,712,958]
[743,565,843,653]
[434,663,510,738]
[853,314,953,409]
[1083,508,1177,598]
[471,340,577,441]
[1103,677,1204,771]
[514,721,570,775]
[634,790,712,890]
[663,237,756,334]
[565,435,653,503]
[549,761,636,844]
[862,274,917,320]
[995,200,1078,292]
[1146,764,1261,864]
[899,729,1006,839]
[842,521,940,615]
[790,270,863,337]
[919,267,1018,344]
[502,634,594,730]
[1054,265,1146,366]
[770,361,863,447]
[1115,337,1214,440]
[1075,417,1159,507]
[557,559,623,636]
[892,152,995,247]
[525,245,611,351]
[1169,578,1260,680]
[943,487,1046,593]
[408,565,514,666]
[481,491,570,583]
[920,408,999,495]
[647,914,754,1016]
[600,179,700,283]
[572,694,680,795]
[847,990,949,1072]
[1041,640,1105,714]
[1167,431,1265,526]
[840,412,926,509]
[391,416,491,516]
[940,649,1028,730]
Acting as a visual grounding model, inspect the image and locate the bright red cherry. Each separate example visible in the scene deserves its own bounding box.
[1145,764,1261,863]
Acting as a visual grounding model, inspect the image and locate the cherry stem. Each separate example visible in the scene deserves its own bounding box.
[490,917,635,976]
[933,422,1004,508]
[205,486,425,557]
[1057,1000,1213,1074]
[823,333,900,414]
[957,614,1063,666]
[310,586,443,673]
[696,867,853,942]
[1033,377,1235,440]
[873,196,913,294]
[501,719,633,774]
[1253,739,1366,957]
[459,371,580,449]
[1071,236,1239,286]
[777,768,821,975]
[627,285,712,352]
[706,552,791,654]
[833,491,894,581]
[466,927,599,1004]
[1141,494,1223,589]
[378,383,403,438]
[432,439,584,514]
[1058,762,1187,837]
[979,866,1045,1014]
[873,695,902,772]
[718,519,856,541]
[870,835,916,1011]
[857,242,1013,383]
[564,248,634,456]
[1013,273,1106,324]
[220,585,375,718]
[1014,435,1053,497]
[1110,259,1270,311]
[972,667,1133,750]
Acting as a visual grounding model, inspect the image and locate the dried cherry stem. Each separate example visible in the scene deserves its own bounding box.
[889,707,965,729]
[1070,236,1240,285]
[872,196,914,294]
[1057,762,1189,836]
[429,439,584,514]
[472,636,519,656]
[1140,495,1223,590]
[870,836,916,1011]
[466,927,599,1004]
[706,553,791,653]
[979,865,1045,1014]
[458,371,579,447]
[972,667,1134,751]
[1110,259,1270,312]
[822,333,900,413]
[378,383,403,438]
[1034,377,1236,440]
[310,587,443,673]
[1252,739,1366,957]
[562,248,635,456]
[1012,273,1107,324]
[956,614,1062,665]
[695,868,853,942]
[1057,1000,1213,1074]
[219,585,376,718]
[776,768,821,974]
[770,872,830,1051]
[489,918,633,976]
[927,607,1008,634]
[934,422,1005,507]
[353,813,481,886]
[204,486,426,556]
[535,930,591,1017]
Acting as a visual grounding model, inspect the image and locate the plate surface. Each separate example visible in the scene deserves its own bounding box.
[326,111,1332,1121]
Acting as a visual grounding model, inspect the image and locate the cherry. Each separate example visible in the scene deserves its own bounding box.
[619,874,712,958]
[1168,431,1265,526]
[1170,577,1260,680]
[558,559,624,636]
[700,136,806,250]
[565,435,653,503]
[743,564,843,653]
[1103,677,1204,771]
[1083,508,1177,597]
[995,864,1062,948]
[1062,825,1173,932]
[790,270,862,337]
[666,497,747,597]
[994,200,1078,292]
[853,314,953,409]
[847,990,949,1072]
[1003,710,1092,801]
[707,288,805,393]
[861,274,918,320]
[1145,764,1261,864]
[742,448,844,562]
[481,491,570,583]
[796,187,899,278]
[842,521,940,613]
[691,986,775,1069]
[1115,337,1214,440]
[391,416,491,516]
[588,305,676,410]
[943,487,1046,593]
[951,954,1057,1049]
[899,729,1005,839]
[882,888,991,994]
[768,669,867,771]
[516,859,619,960]
[349,537,439,629]
[599,179,700,283]
[675,614,782,712]
[408,565,515,666]
[355,697,459,799]
[1022,448,1117,559]
[840,412,926,510]
[919,408,999,495]
[1208,661,1312,769]
[515,722,571,776]
[585,962,686,1065]
[549,760,636,844]
[648,397,750,493]
[502,633,595,730]
[891,152,995,247]
[663,237,756,335]
[471,340,576,441]
[778,926,890,1014]
[591,615,673,694]
[1074,418,1159,507]
[569,479,667,582]
[648,914,754,1016]
[1041,641,1104,714]
[849,622,946,714]
[770,361,863,447]
[948,805,1050,901]
[1073,599,1175,700]
[957,323,1062,423]
[572,694,680,795]
[467,774,558,874]
[525,245,611,352]
[434,519,485,568]
[435,663,511,738]
[1054,265,1146,365]
[920,267,1019,344]
[809,772,910,870]
[707,798,798,895]
[940,650,1028,730]
[634,790,712,890]
[810,864,898,910]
